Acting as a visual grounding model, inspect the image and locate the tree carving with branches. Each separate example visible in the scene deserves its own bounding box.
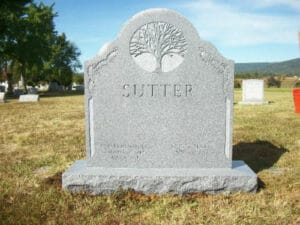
[130,22,187,72]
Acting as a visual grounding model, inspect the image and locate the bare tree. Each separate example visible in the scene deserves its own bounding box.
[130,22,187,72]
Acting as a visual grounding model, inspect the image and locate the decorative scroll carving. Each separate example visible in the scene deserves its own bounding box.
[87,48,118,76]
[87,48,118,95]
[198,46,230,94]
[130,22,187,72]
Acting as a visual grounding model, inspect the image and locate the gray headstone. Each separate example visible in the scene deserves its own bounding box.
[72,85,84,91]
[49,82,64,92]
[14,89,24,97]
[19,94,39,102]
[28,87,38,94]
[0,92,6,103]
[63,8,257,194]
[239,79,268,105]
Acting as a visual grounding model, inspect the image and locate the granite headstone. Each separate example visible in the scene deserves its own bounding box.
[49,82,64,92]
[28,87,38,94]
[63,9,257,194]
[14,89,24,97]
[239,79,268,105]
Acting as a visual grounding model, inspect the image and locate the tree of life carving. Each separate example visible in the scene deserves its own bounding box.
[129,22,187,73]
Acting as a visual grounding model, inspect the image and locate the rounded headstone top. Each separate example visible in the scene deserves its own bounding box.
[86,8,233,89]
[119,8,200,38]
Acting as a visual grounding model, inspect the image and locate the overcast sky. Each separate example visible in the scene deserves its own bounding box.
[40,0,300,69]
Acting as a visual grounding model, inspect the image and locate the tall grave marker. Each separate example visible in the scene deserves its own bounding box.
[63,9,257,194]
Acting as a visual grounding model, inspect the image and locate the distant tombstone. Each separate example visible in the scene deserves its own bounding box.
[18,78,24,88]
[239,79,268,105]
[72,85,84,91]
[62,9,257,194]
[28,87,38,94]
[0,92,6,103]
[38,84,49,91]
[14,89,24,97]
[49,82,64,92]
[0,85,5,92]
[19,94,39,102]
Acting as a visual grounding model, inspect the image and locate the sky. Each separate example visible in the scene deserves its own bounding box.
[39,0,300,70]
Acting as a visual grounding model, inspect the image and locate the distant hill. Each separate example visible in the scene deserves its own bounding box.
[235,58,300,75]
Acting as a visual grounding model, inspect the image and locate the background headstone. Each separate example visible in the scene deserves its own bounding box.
[0,81,8,92]
[19,94,39,102]
[28,87,38,94]
[48,82,64,92]
[63,8,257,194]
[239,79,268,105]
[72,85,84,91]
[14,89,24,97]
[0,92,6,103]
[0,85,5,92]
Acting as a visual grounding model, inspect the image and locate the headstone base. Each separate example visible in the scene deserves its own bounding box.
[62,160,257,194]
[238,100,268,105]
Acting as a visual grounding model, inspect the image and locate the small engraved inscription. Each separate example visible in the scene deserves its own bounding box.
[171,144,209,154]
[101,143,149,161]
[171,144,217,161]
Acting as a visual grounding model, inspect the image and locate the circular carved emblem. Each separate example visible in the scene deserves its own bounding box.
[129,22,187,73]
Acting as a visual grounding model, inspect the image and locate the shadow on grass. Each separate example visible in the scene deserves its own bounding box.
[233,140,288,173]
[44,172,62,188]
[233,140,288,191]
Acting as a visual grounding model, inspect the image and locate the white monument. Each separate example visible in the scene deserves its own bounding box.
[239,79,268,105]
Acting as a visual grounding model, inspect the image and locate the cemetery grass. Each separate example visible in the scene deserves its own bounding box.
[0,89,299,225]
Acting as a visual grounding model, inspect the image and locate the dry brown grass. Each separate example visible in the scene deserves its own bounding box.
[0,89,299,225]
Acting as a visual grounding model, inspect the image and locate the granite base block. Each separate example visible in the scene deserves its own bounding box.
[62,160,257,194]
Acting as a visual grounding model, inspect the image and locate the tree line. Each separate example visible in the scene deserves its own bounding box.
[0,0,81,94]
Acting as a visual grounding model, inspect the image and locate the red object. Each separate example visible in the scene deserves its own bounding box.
[293,88,300,113]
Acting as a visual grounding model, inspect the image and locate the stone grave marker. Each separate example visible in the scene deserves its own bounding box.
[19,94,39,102]
[72,85,84,91]
[49,82,64,92]
[239,79,268,105]
[63,9,257,194]
[0,92,6,103]
[14,89,24,96]
[38,84,49,91]
[28,87,38,94]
